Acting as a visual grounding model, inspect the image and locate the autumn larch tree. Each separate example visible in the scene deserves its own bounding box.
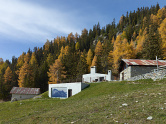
[48,59,66,84]
[91,55,97,67]
[3,66,13,91]
[17,61,34,88]
[95,41,103,56]
[159,18,166,59]
[86,49,93,72]
[29,52,39,88]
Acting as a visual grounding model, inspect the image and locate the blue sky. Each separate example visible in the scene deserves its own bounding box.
[0,0,165,61]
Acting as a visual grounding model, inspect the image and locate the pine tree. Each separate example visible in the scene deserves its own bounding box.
[67,32,75,44]
[44,39,50,51]
[136,28,148,58]
[76,52,88,79]
[142,23,162,59]
[46,53,54,67]
[38,61,49,92]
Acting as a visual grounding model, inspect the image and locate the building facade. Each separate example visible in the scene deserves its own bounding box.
[49,82,89,98]
[10,87,40,101]
[82,66,112,83]
[119,59,166,81]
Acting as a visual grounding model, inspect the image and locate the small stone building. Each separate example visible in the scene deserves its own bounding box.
[82,66,112,83]
[119,59,166,81]
[49,82,89,98]
[10,87,40,101]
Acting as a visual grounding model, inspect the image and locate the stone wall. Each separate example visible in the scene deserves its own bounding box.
[120,66,131,81]
[131,66,156,77]
[120,66,157,81]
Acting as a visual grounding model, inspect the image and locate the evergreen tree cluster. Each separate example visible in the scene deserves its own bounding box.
[0,3,166,99]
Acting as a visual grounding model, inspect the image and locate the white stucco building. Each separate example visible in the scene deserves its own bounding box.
[82,66,112,83]
[49,82,89,98]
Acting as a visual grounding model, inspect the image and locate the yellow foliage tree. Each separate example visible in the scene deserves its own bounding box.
[18,61,34,87]
[86,49,93,71]
[123,40,136,59]
[4,66,13,90]
[110,35,136,74]
[150,14,159,26]
[91,55,97,67]
[159,18,166,59]
[24,53,31,63]
[111,37,115,44]
[136,28,148,54]
[58,46,70,60]
[95,41,103,56]
[157,8,166,22]
[111,35,124,74]
[29,52,38,66]
[75,42,80,51]
[17,53,25,68]
[48,59,66,84]
[58,46,64,60]
[121,31,127,40]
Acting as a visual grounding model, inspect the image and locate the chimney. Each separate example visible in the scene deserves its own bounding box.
[107,70,112,81]
[90,66,96,74]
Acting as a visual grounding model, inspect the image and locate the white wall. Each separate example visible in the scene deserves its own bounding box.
[120,66,131,81]
[11,94,37,101]
[49,82,89,98]
[82,66,112,83]
[83,73,107,83]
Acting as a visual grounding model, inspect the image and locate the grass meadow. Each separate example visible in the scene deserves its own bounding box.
[1,79,166,123]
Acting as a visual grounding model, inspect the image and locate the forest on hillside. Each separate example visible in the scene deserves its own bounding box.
[0,3,166,99]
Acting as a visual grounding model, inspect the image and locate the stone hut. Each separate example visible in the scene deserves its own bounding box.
[119,59,166,81]
[10,87,40,101]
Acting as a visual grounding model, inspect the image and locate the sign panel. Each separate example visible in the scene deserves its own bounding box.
[51,87,67,98]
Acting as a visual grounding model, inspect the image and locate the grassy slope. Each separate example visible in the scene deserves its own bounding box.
[0,79,166,123]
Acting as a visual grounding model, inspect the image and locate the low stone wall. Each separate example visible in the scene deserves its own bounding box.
[127,69,166,81]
